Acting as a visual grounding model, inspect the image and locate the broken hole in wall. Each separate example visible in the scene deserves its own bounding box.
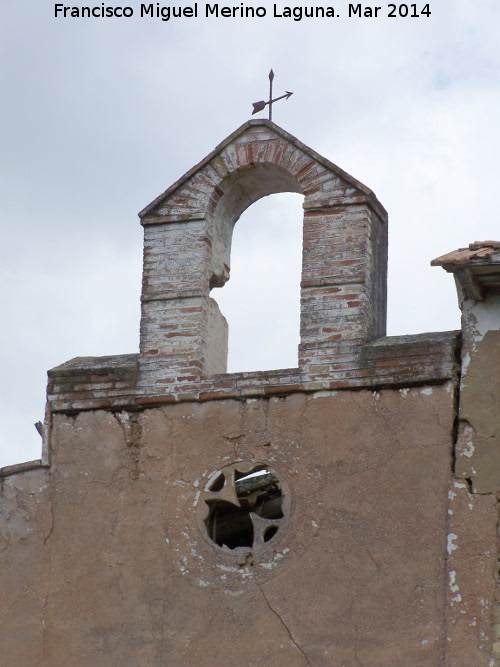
[204,499,254,549]
[234,466,284,519]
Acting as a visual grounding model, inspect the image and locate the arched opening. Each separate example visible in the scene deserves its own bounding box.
[211,192,304,372]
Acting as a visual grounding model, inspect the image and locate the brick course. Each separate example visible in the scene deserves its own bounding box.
[47,331,458,412]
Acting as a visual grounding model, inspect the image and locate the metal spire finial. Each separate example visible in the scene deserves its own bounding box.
[252,70,293,121]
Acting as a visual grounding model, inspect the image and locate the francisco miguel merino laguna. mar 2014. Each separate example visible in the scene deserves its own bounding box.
[54,3,432,20]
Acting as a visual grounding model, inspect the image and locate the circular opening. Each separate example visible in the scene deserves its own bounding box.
[203,465,285,550]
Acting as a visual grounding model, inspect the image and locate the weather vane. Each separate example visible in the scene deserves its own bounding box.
[252,70,293,121]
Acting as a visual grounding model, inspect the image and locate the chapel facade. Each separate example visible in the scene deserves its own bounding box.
[1,120,500,665]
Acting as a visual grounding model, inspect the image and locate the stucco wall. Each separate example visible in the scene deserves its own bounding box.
[4,383,495,666]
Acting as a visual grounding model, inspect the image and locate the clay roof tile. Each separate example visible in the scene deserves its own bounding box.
[431,242,500,269]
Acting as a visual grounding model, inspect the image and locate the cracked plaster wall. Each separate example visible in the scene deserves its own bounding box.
[450,292,500,665]
[445,479,498,666]
[3,383,493,666]
[456,295,500,495]
[0,468,51,664]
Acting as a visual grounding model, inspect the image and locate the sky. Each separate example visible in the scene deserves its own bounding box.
[1,0,499,467]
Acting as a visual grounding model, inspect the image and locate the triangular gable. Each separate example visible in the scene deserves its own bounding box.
[139,120,387,224]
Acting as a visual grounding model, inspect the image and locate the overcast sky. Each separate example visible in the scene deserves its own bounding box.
[1,0,499,467]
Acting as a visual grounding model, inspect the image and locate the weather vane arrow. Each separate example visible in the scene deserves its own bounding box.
[252,70,293,121]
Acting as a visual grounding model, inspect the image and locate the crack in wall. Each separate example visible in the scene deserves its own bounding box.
[256,582,311,666]
[349,393,403,473]
[451,333,463,479]
[357,539,414,607]
[0,584,30,620]
[114,411,142,479]
[418,392,451,431]
[115,410,142,448]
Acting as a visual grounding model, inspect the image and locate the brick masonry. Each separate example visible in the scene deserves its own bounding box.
[46,331,458,413]
[46,120,458,411]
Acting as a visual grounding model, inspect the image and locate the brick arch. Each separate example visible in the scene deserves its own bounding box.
[204,137,353,289]
[209,162,303,223]
[207,161,304,289]
[205,137,344,224]
[138,121,388,387]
